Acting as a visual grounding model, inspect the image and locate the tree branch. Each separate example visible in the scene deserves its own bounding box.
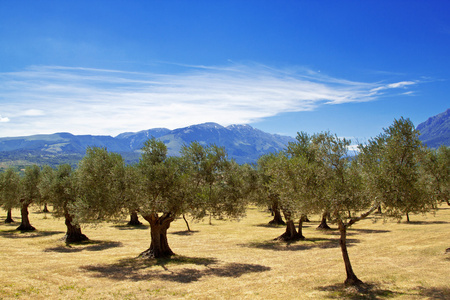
[346,202,379,228]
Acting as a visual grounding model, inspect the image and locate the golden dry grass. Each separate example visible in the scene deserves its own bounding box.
[1,205,449,299]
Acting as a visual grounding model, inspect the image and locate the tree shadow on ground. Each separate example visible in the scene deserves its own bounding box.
[0,229,63,238]
[347,228,391,234]
[170,230,200,235]
[240,237,360,251]
[80,255,270,283]
[254,223,286,228]
[44,240,123,253]
[318,282,400,299]
[416,286,450,299]
[112,224,149,230]
[406,220,449,225]
[316,228,390,236]
[255,222,317,229]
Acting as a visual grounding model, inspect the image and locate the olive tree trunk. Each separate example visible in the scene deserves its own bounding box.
[338,220,363,286]
[276,211,304,241]
[63,213,88,243]
[127,211,143,226]
[140,213,175,258]
[268,202,285,225]
[16,202,35,231]
[297,215,308,239]
[317,211,331,230]
[182,214,191,232]
[5,209,14,223]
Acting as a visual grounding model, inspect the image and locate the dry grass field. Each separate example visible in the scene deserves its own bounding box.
[1,205,449,299]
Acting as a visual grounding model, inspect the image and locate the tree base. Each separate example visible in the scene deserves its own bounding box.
[138,248,174,259]
[127,220,143,226]
[344,276,363,286]
[268,219,286,226]
[316,223,332,230]
[16,224,35,231]
[5,218,14,224]
[63,233,89,244]
[275,232,305,242]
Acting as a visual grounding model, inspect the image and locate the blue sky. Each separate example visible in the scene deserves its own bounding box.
[0,1,449,142]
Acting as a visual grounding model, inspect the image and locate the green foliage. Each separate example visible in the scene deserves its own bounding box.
[421,145,450,205]
[359,117,435,221]
[72,147,127,223]
[180,141,247,222]
[20,165,42,207]
[39,164,76,218]
[0,167,21,210]
[136,139,187,216]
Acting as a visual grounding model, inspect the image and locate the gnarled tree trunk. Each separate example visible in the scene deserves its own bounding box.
[16,202,35,231]
[42,203,49,213]
[63,213,88,243]
[127,211,143,226]
[338,220,363,286]
[276,211,303,241]
[317,211,331,230]
[268,202,285,225]
[5,209,14,223]
[140,213,175,258]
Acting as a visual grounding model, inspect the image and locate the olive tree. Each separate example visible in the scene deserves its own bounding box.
[422,146,449,206]
[246,153,285,226]
[0,168,20,223]
[72,147,127,227]
[133,139,184,258]
[17,165,41,231]
[39,164,88,243]
[287,132,330,229]
[134,139,248,259]
[270,131,378,286]
[180,141,247,225]
[300,132,377,286]
[359,117,435,222]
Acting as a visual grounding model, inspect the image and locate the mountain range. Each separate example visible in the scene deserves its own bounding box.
[416,108,450,148]
[0,108,448,168]
[0,123,294,166]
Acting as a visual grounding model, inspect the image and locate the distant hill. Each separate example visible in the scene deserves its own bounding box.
[0,123,294,167]
[417,108,450,148]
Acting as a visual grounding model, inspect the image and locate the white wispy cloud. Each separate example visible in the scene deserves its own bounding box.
[369,80,417,93]
[0,63,417,137]
[0,116,10,123]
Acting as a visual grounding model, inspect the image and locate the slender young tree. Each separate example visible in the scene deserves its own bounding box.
[17,165,41,231]
[273,131,379,285]
[312,132,377,286]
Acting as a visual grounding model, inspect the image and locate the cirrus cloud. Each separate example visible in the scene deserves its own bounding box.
[0,63,417,137]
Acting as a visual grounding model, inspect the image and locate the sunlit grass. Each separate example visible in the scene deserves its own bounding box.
[1,205,449,299]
